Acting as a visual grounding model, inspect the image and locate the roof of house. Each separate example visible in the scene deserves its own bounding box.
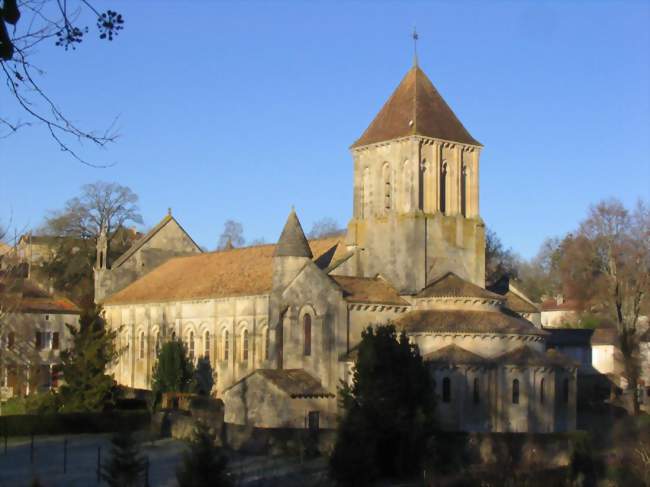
[417,272,503,301]
[352,65,480,148]
[0,277,80,314]
[591,327,619,346]
[274,209,312,258]
[503,291,540,314]
[112,214,200,268]
[103,237,342,305]
[540,297,582,312]
[423,344,488,365]
[395,308,546,336]
[495,345,577,368]
[330,275,408,306]
[225,369,334,398]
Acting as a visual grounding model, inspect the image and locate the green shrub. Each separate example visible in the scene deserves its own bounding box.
[0,396,27,416]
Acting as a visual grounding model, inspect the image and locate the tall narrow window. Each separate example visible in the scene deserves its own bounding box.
[473,377,480,404]
[264,327,270,360]
[223,330,229,361]
[139,332,145,359]
[512,379,520,404]
[303,314,312,356]
[563,378,570,404]
[540,378,545,404]
[204,331,210,360]
[442,377,451,403]
[439,161,447,214]
[242,330,249,362]
[155,332,161,355]
[460,164,467,217]
[188,331,195,361]
[416,159,424,211]
[383,163,391,211]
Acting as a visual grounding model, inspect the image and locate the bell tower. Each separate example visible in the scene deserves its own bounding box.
[345,62,486,294]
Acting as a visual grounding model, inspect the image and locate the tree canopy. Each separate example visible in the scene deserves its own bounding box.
[151,339,195,399]
[217,220,245,250]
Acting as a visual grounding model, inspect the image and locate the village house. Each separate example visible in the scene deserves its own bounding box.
[96,60,577,433]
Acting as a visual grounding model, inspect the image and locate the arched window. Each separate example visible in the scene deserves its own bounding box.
[155,332,161,355]
[512,379,520,404]
[473,377,480,404]
[99,252,104,268]
[460,164,467,217]
[223,330,229,361]
[540,378,545,404]
[563,378,570,404]
[188,332,195,361]
[416,159,424,211]
[204,331,210,359]
[383,163,392,211]
[242,329,249,362]
[264,327,270,360]
[442,377,451,403]
[439,161,447,214]
[139,332,145,359]
[303,314,312,356]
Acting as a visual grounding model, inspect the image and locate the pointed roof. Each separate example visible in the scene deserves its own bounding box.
[417,272,503,301]
[423,344,488,365]
[274,209,313,258]
[352,65,480,148]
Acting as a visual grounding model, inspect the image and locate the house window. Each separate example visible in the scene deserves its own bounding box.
[223,330,229,361]
[139,332,145,359]
[303,314,312,356]
[540,378,545,404]
[512,379,520,404]
[563,378,570,404]
[188,332,195,361]
[242,329,249,362]
[473,378,480,404]
[204,331,210,360]
[36,331,54,351]
[442,377,451,403]
[308,411,320,432]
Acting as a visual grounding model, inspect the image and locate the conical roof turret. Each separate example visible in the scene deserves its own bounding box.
[274,208,313,258]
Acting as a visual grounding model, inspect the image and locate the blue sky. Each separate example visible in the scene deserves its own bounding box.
[1,0,649,258]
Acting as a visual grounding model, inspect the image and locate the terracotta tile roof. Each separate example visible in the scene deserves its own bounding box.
[225,369,334,398]
[0,277,80,314]
[396,308,546,336]
[417,272,503,301]
[112,214,200,268]
[352,65,480,148]
[424,344,488,365]
[103,237,341,305]
[330,275,408,306]
[495,345,577,368]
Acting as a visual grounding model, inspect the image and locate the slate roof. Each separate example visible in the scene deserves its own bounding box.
[103,237,341,305]
[424,344,488,365]
[396,308,546,336]
[495,345,577,368]
[112,214,200,268]
[352,65,480,148]
[274,209,312,258]
[330,275,408,306]
[417,272,504,301]
[225,369,334,398]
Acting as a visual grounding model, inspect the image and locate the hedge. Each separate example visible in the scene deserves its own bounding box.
[0,410,150,437]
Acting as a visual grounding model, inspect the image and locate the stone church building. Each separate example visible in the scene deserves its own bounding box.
[97,61,577,433]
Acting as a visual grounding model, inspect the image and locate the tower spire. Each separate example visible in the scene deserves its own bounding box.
[412,27,419,66]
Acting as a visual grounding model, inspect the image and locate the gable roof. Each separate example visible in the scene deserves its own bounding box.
[103,237,341,305]
[396,308,546,336]
[112,214,200,269]
[424,344,488,365]
[330,275,408,306]
[274,209,312,258]
[417,272,503,301]
[352,65,480,148]
[225,369,334,398]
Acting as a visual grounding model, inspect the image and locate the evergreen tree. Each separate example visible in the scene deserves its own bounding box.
[151,339,195,402]
[58,305,117,412]
[330,324,436,485]
[193,356,214,396]
[176,421,231,487]
[101,429,146,487]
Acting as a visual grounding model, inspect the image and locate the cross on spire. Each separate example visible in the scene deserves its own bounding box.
[412,27,419,66]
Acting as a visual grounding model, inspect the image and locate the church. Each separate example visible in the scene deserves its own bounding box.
[96,60,577,434]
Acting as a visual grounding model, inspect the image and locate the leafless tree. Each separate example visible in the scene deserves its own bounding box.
[1,1,124,166]
[217,220,245,250]
[307,217,344,239]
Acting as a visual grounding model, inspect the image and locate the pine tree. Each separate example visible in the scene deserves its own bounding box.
[193,356,214,396]
[176,421,231,487]
[151,339,195,403]
[330,324,436,485]
[58,305,117,412]
[102,429,146,487]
